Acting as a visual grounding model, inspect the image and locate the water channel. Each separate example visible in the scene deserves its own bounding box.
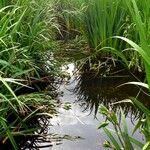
[42,63,148,150]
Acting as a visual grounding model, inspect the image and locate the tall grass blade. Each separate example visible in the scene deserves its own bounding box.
[121,109,134,150]
[103,128,121,150]
[0,76,23,112]
[0,117,18,150]
[131,98,150,117]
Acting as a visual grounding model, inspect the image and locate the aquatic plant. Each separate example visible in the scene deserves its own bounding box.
[98,103,145,149]
[117,0,150,88]
[83,0,145,72]
[52,0,85,40]
[98,0,150,149]
[83,0,127,49]
[0,0,60,149]
[0,0,58,80]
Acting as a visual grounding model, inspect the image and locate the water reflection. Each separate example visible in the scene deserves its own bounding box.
[50,69,145,150]
[74,70,150,119]
[0,115,55,150]
[44,63,147,150]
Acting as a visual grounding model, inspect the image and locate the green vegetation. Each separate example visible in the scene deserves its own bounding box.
[1,0,150,149]
[0,0,60,149]
[98,100,149,150]
[98,0,150,148]
[52,0,150,149]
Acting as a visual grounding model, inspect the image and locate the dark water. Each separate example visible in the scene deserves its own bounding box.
[43,65,148,150]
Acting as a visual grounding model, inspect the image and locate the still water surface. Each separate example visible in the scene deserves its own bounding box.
[45,64,146,150]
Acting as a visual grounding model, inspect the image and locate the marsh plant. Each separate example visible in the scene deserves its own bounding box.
[0,0,58,80]
[53,0,85,40]
[83,0,127,49]
[0,0,60,149]
[1,0,150,149]
[98,0,150,149]
[98,100,150,150]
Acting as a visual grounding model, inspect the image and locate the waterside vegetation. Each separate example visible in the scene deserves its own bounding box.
[0,0,61,149]
[1,0,150,149]
[52,0,150,149]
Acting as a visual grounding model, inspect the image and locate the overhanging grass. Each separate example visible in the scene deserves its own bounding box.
[0,0,59,148]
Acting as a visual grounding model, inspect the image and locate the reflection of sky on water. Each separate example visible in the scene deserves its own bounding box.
[41,64,145,150]
[48,76,144,150]
[50,79,106,150]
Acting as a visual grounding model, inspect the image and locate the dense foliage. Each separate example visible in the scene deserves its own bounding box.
[53,0,150,149]
[0,0,60,149]
[1,0,150,149]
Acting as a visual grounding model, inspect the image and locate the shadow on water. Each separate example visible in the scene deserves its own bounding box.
[48,63,149,150]
[8,64,149,149]
[0,115,56,150]
[73,68,150,119]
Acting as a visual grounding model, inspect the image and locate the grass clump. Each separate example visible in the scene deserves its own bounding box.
[0,0,60,149]
[98,0,150,149]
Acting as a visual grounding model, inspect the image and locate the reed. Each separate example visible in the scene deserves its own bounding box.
[118,0,150,87]
[52,0,85,39]
[0,0,59,148]
[0,0,58,79]
[82,0,129,50]
[98,0,150,149]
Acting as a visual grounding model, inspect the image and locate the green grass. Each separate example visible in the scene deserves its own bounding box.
[52,0,85,39]
[99,104,145,149]
[83,0,127,49]
[1,0,150,149]
[0,0,58,79]
[57,0,147,72]
[98,0,150,149]
[118,0,150,87]
[0,0,60,148]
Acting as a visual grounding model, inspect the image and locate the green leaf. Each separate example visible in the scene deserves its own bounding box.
[121,109,134,150]
[114,36,150,67]
[98,122,109,129]
[132,119,142,135]
[99,105,108,115]
[103,128,121,150]
[131,98,150,116]
[0,117,18,150]
[129,136,144,148]
[103,140,112,148]
[143,141,150,150]
[110,112,118,124]
[0,76,24,112]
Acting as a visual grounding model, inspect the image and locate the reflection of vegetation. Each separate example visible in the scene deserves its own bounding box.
[74,69,150,118]
[0,93,57,149]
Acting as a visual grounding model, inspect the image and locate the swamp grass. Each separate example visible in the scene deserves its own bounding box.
[54,0,145,73]
[97,0,150,149]
[53,0,150,149]
[0,0,61,149]
[0,0,150,149]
